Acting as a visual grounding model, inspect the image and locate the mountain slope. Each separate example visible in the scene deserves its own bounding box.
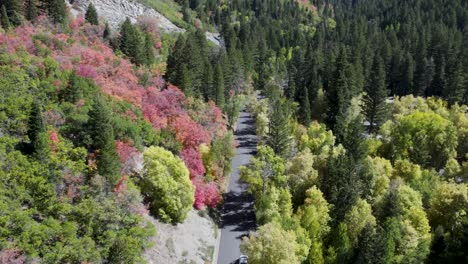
[68,0,184,33]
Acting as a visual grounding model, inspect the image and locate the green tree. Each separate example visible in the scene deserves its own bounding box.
[119,18,145,65]
[214,63,225,108]
[85,3,99,25]
[241,222,300,264]
[363,55,388,133]
[240,145,286,198]
[327,46,352,133]
[428,182,467,236]
[27,102,51,161]
[140,146,194,223]
[354,223,387,264]
[179,63,193,96]
[166,34,186,85]
[103,22,111,39]
[1,0,22,26]
[48,0,67,24]
[343,198,376,247]
[25,0,38,22]
[88,96,121,184]
[1,5,10,29]
[389,112,458,169]
[328,222,352,263]
[144,32,155,66]
[286,149,319,207]
[266,87,294,157]
[27,101,45,150]
[296,186,331,264]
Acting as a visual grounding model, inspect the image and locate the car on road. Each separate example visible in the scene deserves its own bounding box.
[238,255,248,264]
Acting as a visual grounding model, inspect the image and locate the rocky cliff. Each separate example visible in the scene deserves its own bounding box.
[68,0,184,33]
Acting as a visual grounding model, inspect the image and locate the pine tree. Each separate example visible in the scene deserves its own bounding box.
[27,101,45,148]
[25,0,38,22]
[48,0,67,24]
[88,96,121,184]
[27,101,51,160]
[103,22,111,39]
[85,3,99,25]
[1,0,22,26]
[330,223,351,263]
[327,46,352,134]
[201,61,214,100]
[0,5,10,29]
[362,55,388,134]
[399,52,414,95]
[179,63,193,96]
[266,90,293,157]
[165,34,186,85]
[300,88,311,125]
[444,57,465,105]
[355,224,387,264]
[214,63,225,109]
[119,18,145,65]
[144,32,155,66]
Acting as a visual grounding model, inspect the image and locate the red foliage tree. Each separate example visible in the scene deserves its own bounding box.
[181,147,205,178]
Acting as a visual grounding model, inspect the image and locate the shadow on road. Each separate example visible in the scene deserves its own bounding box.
[219,191,256,232]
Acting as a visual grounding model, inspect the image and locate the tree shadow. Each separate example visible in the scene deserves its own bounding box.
[219,190,256,233]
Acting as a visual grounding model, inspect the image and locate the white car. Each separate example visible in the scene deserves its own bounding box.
[238,255,248,264]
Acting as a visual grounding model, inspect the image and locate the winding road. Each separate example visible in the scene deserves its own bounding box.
[217,110,257,264]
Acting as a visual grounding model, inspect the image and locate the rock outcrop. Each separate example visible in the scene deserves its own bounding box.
[68,0,184,33]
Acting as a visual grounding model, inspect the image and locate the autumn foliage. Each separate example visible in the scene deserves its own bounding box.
[0,18,229,209]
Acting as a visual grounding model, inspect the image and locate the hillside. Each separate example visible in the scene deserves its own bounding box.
[68,0,184,33]
[0,3,234,262]
[0,0,467,263]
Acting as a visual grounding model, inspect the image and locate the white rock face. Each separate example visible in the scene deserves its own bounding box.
[68,0,184,33]
[205,31,221,46]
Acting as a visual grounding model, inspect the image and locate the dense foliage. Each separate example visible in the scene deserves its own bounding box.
[241,87,467,263]
[0,2,238,261]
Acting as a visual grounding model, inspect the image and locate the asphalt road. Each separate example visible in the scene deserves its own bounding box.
[217,110,257,264]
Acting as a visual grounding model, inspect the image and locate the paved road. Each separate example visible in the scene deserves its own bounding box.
[217,110,257,264]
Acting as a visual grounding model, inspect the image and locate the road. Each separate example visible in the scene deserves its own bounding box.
[217,110,257,264]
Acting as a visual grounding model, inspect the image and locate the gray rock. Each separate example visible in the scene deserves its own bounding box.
[68,0,185,33]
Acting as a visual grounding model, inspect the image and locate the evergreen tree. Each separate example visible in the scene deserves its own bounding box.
[0,5,10,29]
[362,55,388,133]
[165,34,186,85]
[330,223,351,263]
[201,61,214,100]
[25,0,38,22]
[300,88,311,125]
[399,52,414,95]
[48,0,67,24]
[85,3,99,25]
[144,32,155,66]
[341,115,366,161]
[179,64,193,96]
[355,224,387,264]
[26,101,50,161]
[266,89,293,157]
[88,96,121,184]
[1,0,22,26]
[214,63,225,109]
[444,58,465,105]
[27,101,45,149]
[119,18,145,65]
[327,46,352,134]
[103,22,111,39]
[322,155,362,222]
